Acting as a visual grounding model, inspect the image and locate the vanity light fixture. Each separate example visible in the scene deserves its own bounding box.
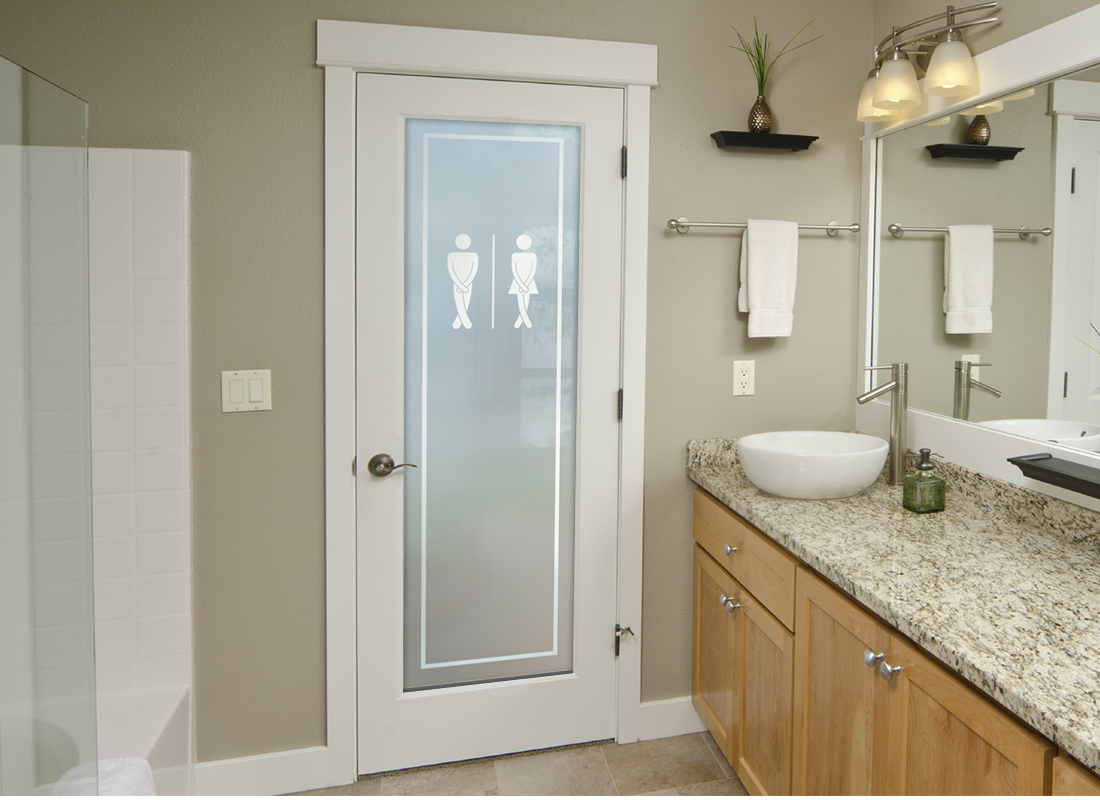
[857,68,903,122]
[858,3,999,121]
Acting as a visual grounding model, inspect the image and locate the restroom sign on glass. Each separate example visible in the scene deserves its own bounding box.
[402,119,581,691]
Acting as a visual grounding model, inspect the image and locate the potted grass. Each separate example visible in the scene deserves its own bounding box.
[730,17,820,133]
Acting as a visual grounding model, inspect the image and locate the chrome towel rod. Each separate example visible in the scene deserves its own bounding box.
[888,222,1052,240]
[667,218,860,236]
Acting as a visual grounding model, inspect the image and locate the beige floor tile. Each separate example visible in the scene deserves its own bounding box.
[676,777,749,796]
[288,776,382,795]
[378,760,498,796]
[699,732,734,780]
[601,733,727,795]
[494,744,616,796]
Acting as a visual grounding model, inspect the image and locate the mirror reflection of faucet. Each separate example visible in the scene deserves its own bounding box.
[953,360,1001,421]
[856,362,908,484]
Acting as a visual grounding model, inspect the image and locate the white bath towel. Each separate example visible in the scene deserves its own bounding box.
[738,219,799,337]
[53,758,156,795]
[944,224,994,334]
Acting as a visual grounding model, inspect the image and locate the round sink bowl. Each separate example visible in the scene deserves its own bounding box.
[737,431,889,500]
[974,419,1100,452]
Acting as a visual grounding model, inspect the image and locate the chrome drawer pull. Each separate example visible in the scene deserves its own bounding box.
[724,544,738,556]
[880,661,902,681]
[863,649,885,668]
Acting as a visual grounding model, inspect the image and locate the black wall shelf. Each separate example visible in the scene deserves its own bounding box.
[926,143,1024,161]
[712,131,818,151]
[1007,453,1100,500]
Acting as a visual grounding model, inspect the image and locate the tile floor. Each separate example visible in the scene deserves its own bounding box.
[291,732,748,796]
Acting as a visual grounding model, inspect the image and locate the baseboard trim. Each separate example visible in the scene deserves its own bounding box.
[637,696,706,741]
[195,745,331,796]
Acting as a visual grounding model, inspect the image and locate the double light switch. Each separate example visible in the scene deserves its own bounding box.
[221,369,272,412]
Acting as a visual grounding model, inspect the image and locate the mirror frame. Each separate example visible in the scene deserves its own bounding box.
[856,4,1100,512]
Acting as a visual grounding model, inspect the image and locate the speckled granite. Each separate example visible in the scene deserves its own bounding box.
[687,437,1100,774]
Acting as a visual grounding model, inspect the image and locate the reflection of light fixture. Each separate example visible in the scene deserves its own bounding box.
[1002,87,1035,102]
[924,114,953,126]
[874,51,922,110]
[962,99,1003,114]
[857,3,999,122]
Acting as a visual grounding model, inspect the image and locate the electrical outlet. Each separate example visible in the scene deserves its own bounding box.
[962,353,980,381]
[733,360,755,396]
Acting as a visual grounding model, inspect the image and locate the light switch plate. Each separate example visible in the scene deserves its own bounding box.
[222,369,272,412]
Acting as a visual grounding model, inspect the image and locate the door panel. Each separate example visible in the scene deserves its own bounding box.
[739,589,793,795]
[692,545,740,764]
[355,73,624,773]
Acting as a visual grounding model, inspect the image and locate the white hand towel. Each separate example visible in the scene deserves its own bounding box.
[944,224,994,334]
[738,219,799,337]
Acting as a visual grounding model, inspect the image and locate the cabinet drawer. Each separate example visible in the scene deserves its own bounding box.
[1054,754,1100,795]
[693,487,798,630]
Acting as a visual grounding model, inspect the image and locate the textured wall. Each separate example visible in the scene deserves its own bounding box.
[1,0,873,762]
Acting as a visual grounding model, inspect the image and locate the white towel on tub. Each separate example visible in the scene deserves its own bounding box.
[944,224,994,334]
[738,219,799,337]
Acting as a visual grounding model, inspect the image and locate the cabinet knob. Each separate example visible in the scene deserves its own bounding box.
[863,649,885,668]
[725,599,741,613]
[724,544,738,556]
[879,661,902,681]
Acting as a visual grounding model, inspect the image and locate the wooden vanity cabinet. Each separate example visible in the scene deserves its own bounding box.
[1053,755,1100,794]
[794,567,1056,795]
[692,544,739,762]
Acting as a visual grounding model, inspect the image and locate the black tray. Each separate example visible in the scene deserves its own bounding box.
[1007,453,1100,500]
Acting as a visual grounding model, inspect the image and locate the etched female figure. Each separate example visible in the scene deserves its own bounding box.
[509,234,538,329]
[448,234,478,329]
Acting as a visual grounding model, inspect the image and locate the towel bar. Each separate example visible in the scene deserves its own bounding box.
[887,222,1052,240]
[667,218,860,236]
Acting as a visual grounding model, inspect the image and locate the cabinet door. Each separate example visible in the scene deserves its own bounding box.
[792,567,893,794]
[885,637,1055,795]
[1053,755,1100,795]
[738,588,794,795]
[692,545,741,764]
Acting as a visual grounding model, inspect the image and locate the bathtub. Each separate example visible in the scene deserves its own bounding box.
[96,685,193,795]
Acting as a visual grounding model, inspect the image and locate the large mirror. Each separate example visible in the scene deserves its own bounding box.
[873,62,1100,452]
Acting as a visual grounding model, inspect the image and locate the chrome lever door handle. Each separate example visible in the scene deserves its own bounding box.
[366,453,418,477]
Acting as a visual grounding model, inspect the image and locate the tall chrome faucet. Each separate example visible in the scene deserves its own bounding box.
[857,363,908,484]
[953,360,1001,421]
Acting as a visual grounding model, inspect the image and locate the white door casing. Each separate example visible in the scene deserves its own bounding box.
[319,22,655,786]
[356,72,622,772]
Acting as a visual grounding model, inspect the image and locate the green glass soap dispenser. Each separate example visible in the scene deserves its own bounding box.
[903,448,945,513]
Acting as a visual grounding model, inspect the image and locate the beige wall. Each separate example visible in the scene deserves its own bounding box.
[5,0,1080,767]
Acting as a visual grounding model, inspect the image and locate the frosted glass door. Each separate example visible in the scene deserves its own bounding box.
[403,120,580,690]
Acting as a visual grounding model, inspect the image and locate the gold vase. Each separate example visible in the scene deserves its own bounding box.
[748,95,772,134]
[967,114,991,145]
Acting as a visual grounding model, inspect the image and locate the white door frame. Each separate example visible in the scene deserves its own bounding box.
[318,21,656,785]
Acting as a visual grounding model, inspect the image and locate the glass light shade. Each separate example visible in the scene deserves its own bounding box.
[924,114,952,127]
[857,75,901,122]
[873,57,922,110]
[923,40,979,97]
[1003,87,1036,102]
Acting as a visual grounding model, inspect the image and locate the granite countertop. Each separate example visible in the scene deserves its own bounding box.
[687,438,1100,774]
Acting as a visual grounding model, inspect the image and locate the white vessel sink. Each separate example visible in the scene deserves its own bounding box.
[737,431,889,500]
[974,419,1100,452]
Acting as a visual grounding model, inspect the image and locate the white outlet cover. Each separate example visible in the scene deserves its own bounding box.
[222,369,272,412]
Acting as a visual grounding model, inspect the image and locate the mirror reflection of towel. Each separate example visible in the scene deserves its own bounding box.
[738,219,799,337]
[944,224,993,334]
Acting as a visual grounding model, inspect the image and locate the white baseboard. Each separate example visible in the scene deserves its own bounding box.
[637,696,706,741]
[195,745,332,796]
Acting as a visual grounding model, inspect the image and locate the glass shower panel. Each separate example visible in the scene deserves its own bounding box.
[402,119,580,691]
[0,54,96,795]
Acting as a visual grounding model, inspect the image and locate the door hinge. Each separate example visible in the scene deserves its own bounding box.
[615,624,635,656]
[1072,167,1077,194]
[621,146,628,179]
[617,388,624,421]
[1065,372,1069,399]
[352,456,357,477]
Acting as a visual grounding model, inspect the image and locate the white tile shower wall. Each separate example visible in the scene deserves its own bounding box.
[88,149,192,697]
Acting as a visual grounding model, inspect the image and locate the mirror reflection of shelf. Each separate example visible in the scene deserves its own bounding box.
[926,143,1024,161]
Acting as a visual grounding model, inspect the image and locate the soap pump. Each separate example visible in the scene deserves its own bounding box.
[903,448,946,514]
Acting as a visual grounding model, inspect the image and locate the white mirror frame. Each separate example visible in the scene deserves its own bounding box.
[856,4,1100,513]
